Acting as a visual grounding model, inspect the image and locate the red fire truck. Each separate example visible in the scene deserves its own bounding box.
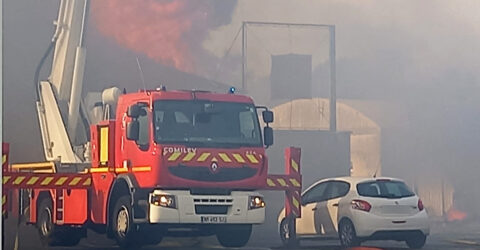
[2,0,302,248]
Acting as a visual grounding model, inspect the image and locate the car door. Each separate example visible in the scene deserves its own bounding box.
[315,181,350,236]
[296,181,329,235]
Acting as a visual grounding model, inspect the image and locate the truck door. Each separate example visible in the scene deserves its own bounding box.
[122,103,152,174]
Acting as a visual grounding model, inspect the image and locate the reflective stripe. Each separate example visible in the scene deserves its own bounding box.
[132,166,151,172]
[277,178,287,187]
[292,196,300,209]
[291,159,299,172]
[290,178,301,187]
[69,177,82,186]
[55,177,68,186]
[197,153,211,162]
[100,127,109,164]
[168,152,182,161]
[246,154,259,164]
[218,153,232,163]
[26,176,40,185]
[13,176,26,185]
[183,152,196,161]
[3,176,11,184]
[232,153,246,163]
[83,178,91,186]
[267,178,275,187]
[41,177,54,186]
[90,167,109,173]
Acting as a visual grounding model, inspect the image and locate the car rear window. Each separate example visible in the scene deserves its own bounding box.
[357,180,415,199]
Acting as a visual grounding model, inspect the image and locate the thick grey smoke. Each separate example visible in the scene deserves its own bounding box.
[203,0,480,217]
[4,0,480,222]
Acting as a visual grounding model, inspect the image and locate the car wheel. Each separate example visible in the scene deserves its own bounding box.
[216,224,252,248]
[339,219,360,247]
[279,217,299,247]
[406,233,427,249]
[112,196,139,249]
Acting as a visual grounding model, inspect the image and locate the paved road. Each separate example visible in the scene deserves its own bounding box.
[4,218,480,250]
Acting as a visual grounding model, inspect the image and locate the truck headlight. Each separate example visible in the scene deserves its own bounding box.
[249,196,265,210]
[150,194,176,208]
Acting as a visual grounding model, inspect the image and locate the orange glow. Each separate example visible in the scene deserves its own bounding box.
[91,0,210,72]
[447,207,467,222]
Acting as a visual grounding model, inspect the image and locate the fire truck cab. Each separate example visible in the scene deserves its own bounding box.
[85,88,273,247]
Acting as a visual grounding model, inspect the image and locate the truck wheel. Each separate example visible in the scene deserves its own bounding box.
[279,217,299,247]
[60,228,83,246]
[216,224,252,248]
[112,196,138,248]
[37,198,59,246]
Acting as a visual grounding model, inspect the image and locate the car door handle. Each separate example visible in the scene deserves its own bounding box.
[332,203,339,207]
[312,207,317,211]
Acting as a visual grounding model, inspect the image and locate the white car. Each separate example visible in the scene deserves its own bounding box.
[278,177,430,248]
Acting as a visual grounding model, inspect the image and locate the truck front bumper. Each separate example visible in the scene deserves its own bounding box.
[148,190,265,224]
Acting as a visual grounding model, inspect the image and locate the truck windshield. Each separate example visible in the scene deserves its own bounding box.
[153,100,263,147]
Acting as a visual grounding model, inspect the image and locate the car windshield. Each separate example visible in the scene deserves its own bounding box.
[153,100,262,147]
[357,180,415,199]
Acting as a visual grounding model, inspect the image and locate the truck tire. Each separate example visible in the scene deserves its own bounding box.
[37,198,60,246]
[60,228,83,246]
[37,198,83,247]
[112,195,138,249]
[216,224,252,248]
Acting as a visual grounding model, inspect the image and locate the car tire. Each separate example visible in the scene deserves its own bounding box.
[216,224,252,248]
[406,233,427,249]
[112,196,139,249]
[279,217,299,247]
[339,219,360,247]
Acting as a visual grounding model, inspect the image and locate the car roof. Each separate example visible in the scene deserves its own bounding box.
[305,176,407,192]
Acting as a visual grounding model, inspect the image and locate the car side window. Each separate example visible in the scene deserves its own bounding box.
[325,181,350,200]
[302,182,329,205]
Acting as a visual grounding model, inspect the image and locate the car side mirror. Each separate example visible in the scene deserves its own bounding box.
[262,110,274,123]
[127,104,141,118]
[126,121,139,140]
[263,127,273,147]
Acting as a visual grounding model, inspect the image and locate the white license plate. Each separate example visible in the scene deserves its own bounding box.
[201,216,227,223]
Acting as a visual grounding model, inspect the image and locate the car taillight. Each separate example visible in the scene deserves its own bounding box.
[418,199,424,211]
[351,199,371,212]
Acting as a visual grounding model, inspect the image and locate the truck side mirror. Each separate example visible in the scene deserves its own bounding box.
[262,110,274,123]
[263,127,273,147]
[127,105,141,118]
[126,121,139,140]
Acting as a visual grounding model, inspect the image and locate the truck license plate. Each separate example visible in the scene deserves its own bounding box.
[201,216,227,223]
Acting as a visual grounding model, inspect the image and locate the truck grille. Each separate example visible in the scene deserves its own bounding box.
[195,205,229,215]
[168,165,257,182]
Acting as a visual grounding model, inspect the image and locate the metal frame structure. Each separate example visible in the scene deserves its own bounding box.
[241,21,337,131]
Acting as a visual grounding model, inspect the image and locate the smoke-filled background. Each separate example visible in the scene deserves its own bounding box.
[4,0,480,227]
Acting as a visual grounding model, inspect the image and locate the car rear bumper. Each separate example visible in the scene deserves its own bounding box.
[350,210,430,238]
